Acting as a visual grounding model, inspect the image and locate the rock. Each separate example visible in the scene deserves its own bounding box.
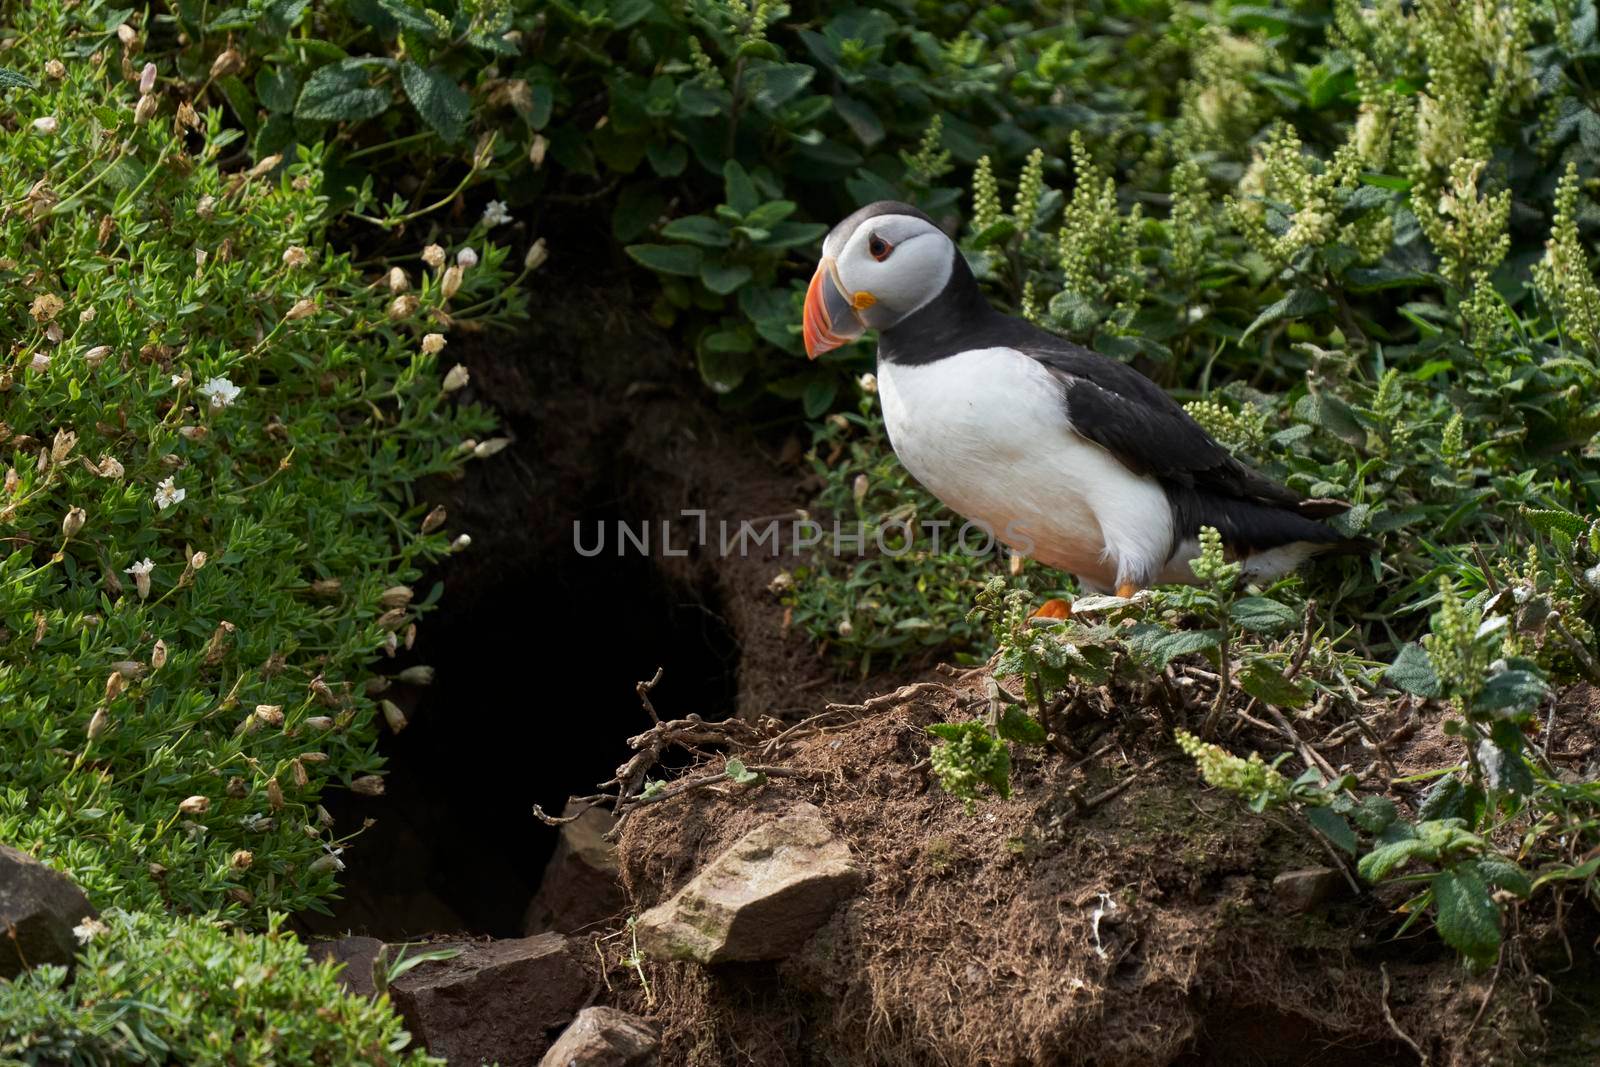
[307,935,386,998]
[1272,866,1346,914]
[525,800,624,935]
[389,932,592,1066]
[539,1006,658,1067]
[0,843,97,980]
[636,802,861,964]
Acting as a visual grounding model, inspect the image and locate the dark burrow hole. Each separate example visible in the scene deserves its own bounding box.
[299,502,740,940]
[1172,1004,1416,1067]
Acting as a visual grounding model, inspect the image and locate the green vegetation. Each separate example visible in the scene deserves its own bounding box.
[0,910,440,1064]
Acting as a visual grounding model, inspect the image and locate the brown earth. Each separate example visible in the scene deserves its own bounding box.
[598,672,1600,1067]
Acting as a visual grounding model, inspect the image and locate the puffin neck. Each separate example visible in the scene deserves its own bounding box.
[876,251,1005,365]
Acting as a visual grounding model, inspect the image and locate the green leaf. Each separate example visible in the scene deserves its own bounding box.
[0,67,34,91]
[1127,624,1221,668]
[1229,596,1299,635]
[1521,507,1587,539]
[746,61,814,112]
[1351,796,1398,834]
[295,62,390,122]
[1433,866,1502,965]
[646,141,687,177]
[970,219,1018,249]
[1358,835,1434,882]
[723,161,759,216]
[801,379,837,417]
[256,66,302,113]
[399,62,469,142]
[1472,856,1531,898]
[625,243,702,276]
[661,215,731,247]
[1238,660,1311,708]
[833,94,883,146]
[997,706,1048,745]
[700,260,753,295]
[697,344,751,394]
[1473,669,1549,718]
[1242,288,1330,340]
[725,759,763,785]
[1307,806,1357,855]
[1386,643,1441,698]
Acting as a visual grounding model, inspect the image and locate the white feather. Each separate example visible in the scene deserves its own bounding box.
[877,346,1176,590]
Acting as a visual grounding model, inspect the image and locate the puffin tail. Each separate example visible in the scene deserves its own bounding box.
[1172,489,1374,559]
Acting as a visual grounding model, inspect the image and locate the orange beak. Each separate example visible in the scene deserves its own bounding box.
[803,258,866,359]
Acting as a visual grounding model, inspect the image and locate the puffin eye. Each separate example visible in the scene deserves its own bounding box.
[868,234,893,262]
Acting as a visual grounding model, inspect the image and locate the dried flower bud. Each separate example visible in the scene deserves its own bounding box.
[387,266,410,293]
[440,264,463,300]
[529,134,548,168]
[138,62,156,95]
[525,238,548,271]
[398,665,434,686]
[380,699,408,733]
[366,676,391,695]
[457,247,479,270]
[133,94,157,125]
[228,887,254,906]
[308,852,345,875]
[44,59,65,80]
[209,48,243,79]
[282,246,309,269]
[404,623,417,651]
[350,774,386,796]
[852,474,869,505]
[230,849,253,870]
[32,116,59,135]
[196,195,217,220]
[151,639,168,669]
[300,751,329,764]
[451,533,472,551]
[177,101,199,129]
[247,154,283,179]
[442,364,470,393]
[376,608,408,631]
[62,507,86,539]
[379,585,414,609]
[178,795,210,816]
[116,23,139,49]
[310,578,342,597]
[858,372,878,394]
[291,758,309,788]
[421,244,446,270]
[421,333,447,356]
[285,298,316,321]
[254,704,284,728]
[104,671,128,703]
[189,551,207,571]
[316,805,335,828]
[87,706,109,740]
[473,437,510,460]
[266,777,284,810]
[420,505,447,534]
[303,715,335,732]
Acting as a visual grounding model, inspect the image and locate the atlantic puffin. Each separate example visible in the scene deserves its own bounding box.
[803,200,1364,599]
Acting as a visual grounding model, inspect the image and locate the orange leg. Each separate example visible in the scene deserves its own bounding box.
[1030,598,1072,621]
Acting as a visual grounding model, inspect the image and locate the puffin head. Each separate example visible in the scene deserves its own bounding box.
[803,201,955,359]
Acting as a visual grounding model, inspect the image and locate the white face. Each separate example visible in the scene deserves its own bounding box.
[825,212,953,329]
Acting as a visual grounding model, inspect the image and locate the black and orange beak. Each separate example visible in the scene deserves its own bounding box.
[803,257,867,359]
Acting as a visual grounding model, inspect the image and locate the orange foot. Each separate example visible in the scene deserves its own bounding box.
[1116,583,1139,599]
[1031,598,1072,621]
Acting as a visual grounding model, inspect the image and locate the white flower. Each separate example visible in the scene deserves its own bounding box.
[171,374,184,387]
[153,477,185,510]
[456,246,479,270]
[858,372,878,394]
[198,376,241,409]
[73,916,111,944]
[32,116,58,135]
[421,333,447,356]
[482,200,512,228]
[125,557,154,577]
[1477,739,1504,791]
[139,62,157,95]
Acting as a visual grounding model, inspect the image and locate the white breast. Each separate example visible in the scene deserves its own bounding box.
[876,347,1175,591]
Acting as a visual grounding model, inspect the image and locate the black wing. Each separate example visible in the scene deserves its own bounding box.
[1020,339,1300,507]
[1020,336,1353,555]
